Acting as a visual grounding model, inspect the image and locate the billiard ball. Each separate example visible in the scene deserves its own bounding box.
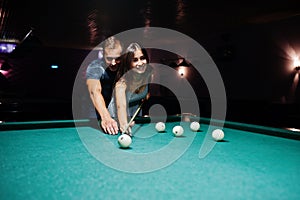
[172,125,184,137]
[155,122,166,132]
[118,134,132,148]
[212,129,224,141]
[190,121,200,132]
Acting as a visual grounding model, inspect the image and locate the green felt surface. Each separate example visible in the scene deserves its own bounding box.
[1,121,300,199]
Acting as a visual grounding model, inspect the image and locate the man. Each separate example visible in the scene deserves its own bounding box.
[86,36,123,135]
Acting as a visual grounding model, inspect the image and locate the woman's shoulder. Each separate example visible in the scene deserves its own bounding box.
[147,63,154,72]
[115,78,127,88]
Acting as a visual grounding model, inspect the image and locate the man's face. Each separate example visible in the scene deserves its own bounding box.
[104,47,122,71]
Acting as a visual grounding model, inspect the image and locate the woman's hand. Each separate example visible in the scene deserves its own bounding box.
[119,121,135,136]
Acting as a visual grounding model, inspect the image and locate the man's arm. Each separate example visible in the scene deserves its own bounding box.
[86,79,118,134]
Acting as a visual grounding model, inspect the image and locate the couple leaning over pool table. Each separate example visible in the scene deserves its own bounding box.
[86,36,153,136]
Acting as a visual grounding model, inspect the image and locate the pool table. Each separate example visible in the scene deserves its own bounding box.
[1,116,300,199]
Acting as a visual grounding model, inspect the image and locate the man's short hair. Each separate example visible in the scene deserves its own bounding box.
[104,36,122,51]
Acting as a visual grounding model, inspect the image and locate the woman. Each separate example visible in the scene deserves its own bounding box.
[108,43,153,135]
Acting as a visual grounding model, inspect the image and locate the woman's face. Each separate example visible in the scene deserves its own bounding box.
[130,49,147,74]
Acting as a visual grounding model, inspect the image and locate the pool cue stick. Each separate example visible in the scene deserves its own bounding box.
[121,100,145,135]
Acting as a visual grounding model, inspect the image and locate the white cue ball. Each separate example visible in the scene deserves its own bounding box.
[190,121,200,132]
[212,129,224,141]
[155,122,166,132]
[172,125,184,137]
[118,134,132,148]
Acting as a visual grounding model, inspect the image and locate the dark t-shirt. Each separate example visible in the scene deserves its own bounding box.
[86,59,117,118]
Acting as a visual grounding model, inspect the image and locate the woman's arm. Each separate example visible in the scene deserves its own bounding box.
[115,79,131,134]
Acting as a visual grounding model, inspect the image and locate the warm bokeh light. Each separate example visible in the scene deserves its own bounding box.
[293,57,300,68]
[277,41,299,72]
[87,10,100,45]
[176,0,186,25]
[144,1,152,28]
[285,127,300,132]
[0,70,9,76]
[178,66,185,77]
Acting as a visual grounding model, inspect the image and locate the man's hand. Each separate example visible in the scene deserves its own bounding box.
[101,117,119,135]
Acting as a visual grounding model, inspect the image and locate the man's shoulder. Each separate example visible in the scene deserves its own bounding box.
[86,59,106,79]
[88,59,106,68]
